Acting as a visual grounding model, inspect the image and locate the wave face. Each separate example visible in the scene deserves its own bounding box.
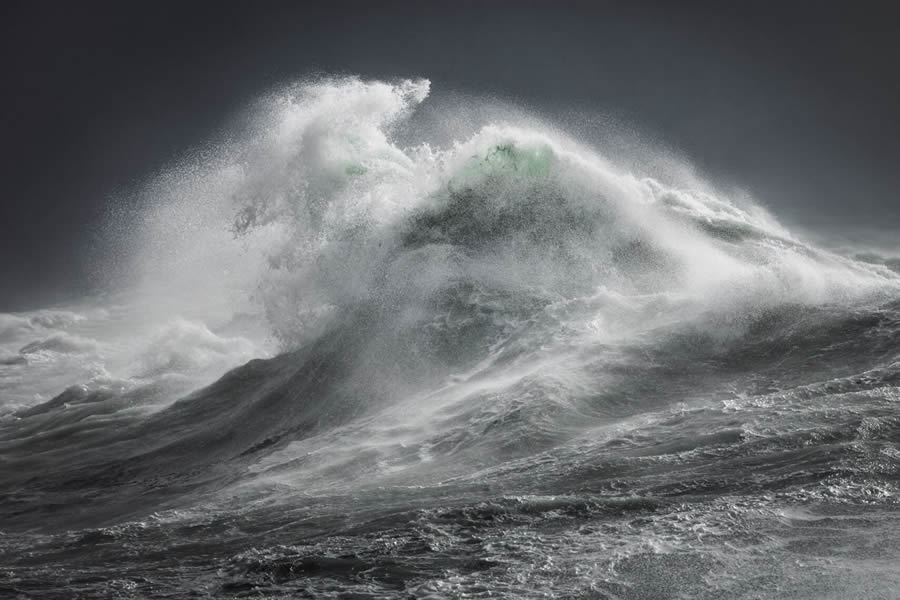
[2,77,900,599]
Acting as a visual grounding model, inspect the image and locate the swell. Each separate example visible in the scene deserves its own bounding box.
[3,296,899,533]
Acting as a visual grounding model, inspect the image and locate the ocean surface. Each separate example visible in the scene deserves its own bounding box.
[2,78,900,598]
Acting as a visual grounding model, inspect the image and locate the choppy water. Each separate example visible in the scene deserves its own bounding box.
[2,77,900,598]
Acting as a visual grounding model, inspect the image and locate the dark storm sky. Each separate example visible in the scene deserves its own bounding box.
[2,0,899,309]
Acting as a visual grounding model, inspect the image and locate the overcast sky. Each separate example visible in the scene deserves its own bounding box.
[2,0,899,309]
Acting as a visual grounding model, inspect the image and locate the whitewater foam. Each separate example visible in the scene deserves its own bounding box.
[5,76,896,423]
[96,75,898,358]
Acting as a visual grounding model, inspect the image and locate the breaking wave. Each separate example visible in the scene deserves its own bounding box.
[2,77,900,599]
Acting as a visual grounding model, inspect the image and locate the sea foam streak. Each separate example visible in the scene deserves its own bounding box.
[2,77,899,599]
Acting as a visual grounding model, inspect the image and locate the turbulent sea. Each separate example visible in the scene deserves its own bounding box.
[2,78,900,598]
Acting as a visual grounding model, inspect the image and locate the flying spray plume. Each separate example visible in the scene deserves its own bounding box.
[2,77,900,598]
